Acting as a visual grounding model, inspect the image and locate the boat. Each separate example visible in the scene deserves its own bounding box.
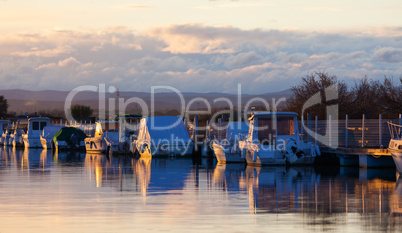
[1,126,13,146]
[115,114,141,155]
[40,125,63,149]
[22,117,50,148]
[388,121,402,173]
[84,121,121,154]
[238,112,320,166]
[52,126,87,151]
[11,119,28,147]
[135,116,194,157]
[213,122,248,163]
[0,120,10,145]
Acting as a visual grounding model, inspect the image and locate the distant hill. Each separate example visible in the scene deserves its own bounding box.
[0,89,292,114]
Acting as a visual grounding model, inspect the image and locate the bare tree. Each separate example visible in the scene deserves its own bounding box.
[283,71,350,119]
[377,76,402,118]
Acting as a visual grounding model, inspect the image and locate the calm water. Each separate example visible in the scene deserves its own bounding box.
[1,148,402,233]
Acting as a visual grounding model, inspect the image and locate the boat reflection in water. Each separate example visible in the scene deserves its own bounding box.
[0,147,53,180]
[212,163,402,231]
[2,147,402,233]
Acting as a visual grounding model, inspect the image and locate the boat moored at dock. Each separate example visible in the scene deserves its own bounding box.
[85,121,120,154]
[22,117,50,148]
[40,125,64,149]
[0,120,10,145]
[11,119,28,147]
[213,122,248,163]
[52,126,87,151]
[239,112,320,166]
[136,116,194,157]
[388,121,402,173]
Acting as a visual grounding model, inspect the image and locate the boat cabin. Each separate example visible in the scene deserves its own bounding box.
[27,117,50,137]
[247,112,297,148]
[0,120,10,134]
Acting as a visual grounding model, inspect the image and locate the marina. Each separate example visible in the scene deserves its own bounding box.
[1,0,401,232]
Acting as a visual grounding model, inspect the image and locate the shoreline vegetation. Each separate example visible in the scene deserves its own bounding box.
[0,72,401,123]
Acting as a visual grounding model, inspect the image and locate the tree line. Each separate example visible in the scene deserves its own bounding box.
[1,71,400,121]
[282,71,402,119]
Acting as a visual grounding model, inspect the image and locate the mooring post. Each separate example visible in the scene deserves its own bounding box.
[301,115,304,142]
[315,116,318,147]
[399,114,402,126]
[308,113,312,142]
[345,114,348,148]
[193,115,199,151]
[379,114,382,148]
[218,118,221,141]
[329,115,332,148]
[362,114,365,148]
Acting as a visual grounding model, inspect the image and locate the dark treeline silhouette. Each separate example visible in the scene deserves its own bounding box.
[282,71,402,119]
[0,95,8,117]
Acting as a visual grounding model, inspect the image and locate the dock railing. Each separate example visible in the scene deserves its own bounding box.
[299,114,402,149]
[387,121,402,140]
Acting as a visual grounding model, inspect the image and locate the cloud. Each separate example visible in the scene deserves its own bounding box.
[113,4,154,9]
[373,47,402,63]
[0,25,401,94]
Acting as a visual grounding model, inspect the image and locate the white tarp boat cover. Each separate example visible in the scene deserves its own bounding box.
[41,125,63,140]
[137,116,192,144]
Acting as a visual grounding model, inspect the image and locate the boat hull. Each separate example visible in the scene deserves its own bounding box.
[23,137,43,148]
[3,135,12,146]
[389,138,402,173]
[12,136,24,147]
[85,138,108,153]
[213,142,244,163]
[136,141,194,157]
[390,149,402,173]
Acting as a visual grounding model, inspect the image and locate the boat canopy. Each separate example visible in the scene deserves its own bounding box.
[137,116,192,143]
[53,127,87,144]
[42,125,63,139]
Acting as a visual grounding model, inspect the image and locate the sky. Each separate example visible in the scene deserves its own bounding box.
[0,0,401,94]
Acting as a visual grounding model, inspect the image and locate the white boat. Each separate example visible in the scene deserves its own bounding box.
[213,122,248,163]
[22,117,51,148]
[11,119,28,147]
[40,125,63,149]
[85,121,121,154]
[0,120,10,145]
[135,116,194,157]
[239,112,320,166]
[388,121,402,173]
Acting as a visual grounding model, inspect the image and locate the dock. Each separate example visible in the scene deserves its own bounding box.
[320,147,395,168]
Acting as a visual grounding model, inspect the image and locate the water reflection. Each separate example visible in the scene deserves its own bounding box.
[0,148,402,232]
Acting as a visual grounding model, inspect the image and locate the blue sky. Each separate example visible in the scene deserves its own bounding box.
[0,0,401,93]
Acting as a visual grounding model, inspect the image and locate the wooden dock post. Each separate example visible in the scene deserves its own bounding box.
[362,114,365,148]
[193,115,199,151]
[314,116,318,147]
[329,115,332,148]
[218,118,221,141]
[399,114,402,126]
[345,114,348,148]
[301,115,304,142]
[379,114,382,148]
